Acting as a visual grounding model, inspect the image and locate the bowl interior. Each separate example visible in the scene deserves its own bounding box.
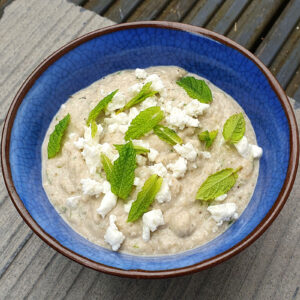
[9,26,290,271]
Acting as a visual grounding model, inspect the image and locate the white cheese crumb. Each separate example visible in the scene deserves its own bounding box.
[128,107,140,121]
[250,144,263,158]
[149,163,168,177]
[235,136,263,159]
[96,190,117,218]
[142,209,165,242]
[128,83,143,95]
[104,215,125,251]
[167,157,187,178]
[184,99,210,117]
[107,91,126,113]
[140,96,157,110]
[199,151,211,159]
[174,142,198,161]
[137,155,147,166]
[124,200,134,213]
[207,203,238,226]
[81,178,104,197]
[156,179,171,203]
[133,177,142,186]
[215,194,228,202]
[148,148,159,162]
[166,107,200,130]
[99,143,118,161]
[66,196,81,209]
[135,68,147,79]
[68,132,77,140]
[145,74,166,95]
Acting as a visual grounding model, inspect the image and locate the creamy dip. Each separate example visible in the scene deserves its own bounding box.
[42,66,262,255]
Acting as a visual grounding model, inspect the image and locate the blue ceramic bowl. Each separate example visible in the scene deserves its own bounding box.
[2,22,299,278]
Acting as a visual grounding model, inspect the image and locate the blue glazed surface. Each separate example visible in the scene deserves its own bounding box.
[10,27,289,271]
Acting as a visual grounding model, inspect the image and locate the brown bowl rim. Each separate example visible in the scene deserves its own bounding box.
[1,21,299,279]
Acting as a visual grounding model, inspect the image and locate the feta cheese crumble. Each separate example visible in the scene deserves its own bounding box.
[81,178,103,197]
[174,142,198,161]
[148,148,159,162]
[207,203,238,226]
[167,157,187,178]
[166,107,200,130]
[106,91,126,113]
[124,200,134,213]
[96,183,117,218]
[156,179,171,203]
[215,194,228,202]
[142,209,165,241]
[135,68,147,79]
[235,136,263,159]
[184,99,210,117]
[145,74,165,95]
[104,215,125,251]
[149,163,168,177]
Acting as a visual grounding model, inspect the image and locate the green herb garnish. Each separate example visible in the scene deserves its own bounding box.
[222,113,245,144]
[86,90,118,126]
[153,125,183,146]
[125,106,164,141]
[196,167,242,201]
[47,114,70,158]
[110,141,136,200]
[176,76,212,104]
[114,144,150,155]
[198,130,218,148]
[117,82,157,113]
[127,174,163,222]
[100,154,113,182]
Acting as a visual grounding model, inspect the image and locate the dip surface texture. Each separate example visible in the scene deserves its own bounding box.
[42,66,260,255]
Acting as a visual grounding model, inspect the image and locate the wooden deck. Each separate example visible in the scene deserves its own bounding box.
[0,0,299,299]
[72,0,300,103]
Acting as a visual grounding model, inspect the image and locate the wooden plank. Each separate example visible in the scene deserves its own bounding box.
[287,67,300,102]
[269,21,300,89]
[83,0,115,14]
[255,0,300,67]
[227,0,287,50]
[157,0,198,22]
[103,0,144,23]
[127,0,170,22]
[205,0,251,35]
[183,0,224,27]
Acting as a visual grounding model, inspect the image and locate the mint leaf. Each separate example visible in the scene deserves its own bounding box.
[196,167,242,201]
[127,175,163,222]
[114,144,149,155]
[47,114,70,158]
[176,76,212,104]
[125,106,164,141]
[86,90,118,126]
[198,129,218,148]
[117,82,157,113]
[101,154,113,182]
[153,125,182,146]
[110,141,136,200]
[91,120,98,138]
[222,113,245,144]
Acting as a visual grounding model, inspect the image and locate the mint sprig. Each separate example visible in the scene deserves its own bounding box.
[196,167,242,201]
[114,144,149,155]
[91,120,98,138]
[198,129,218,148]
[101,154,113,182]
[153,125,182,146]
[176,76,212,104]
[222,113,245,144]
[127,174,163,222]
[117,82,157,113]
[125,106,164,141]
[86,90,118,126]
[47,114,70,159]
[110,141,136,200]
